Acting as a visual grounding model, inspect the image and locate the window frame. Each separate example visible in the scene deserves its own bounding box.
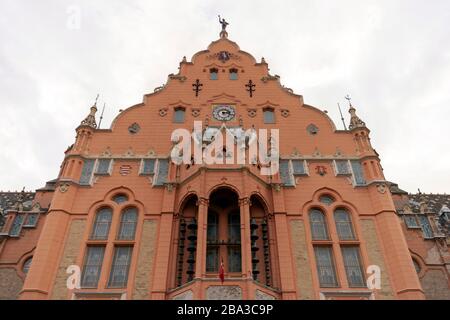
[341,245,366,287]
[173,107,186,123]
[94,158,113,176]
[229,68,238,80]
[209,68,219,80]
[309,208,330,241]
[116,207,138,241]
[107,245,133,288]
[263,108,275,124]
[89,207,113,241]
[80,246,106,288]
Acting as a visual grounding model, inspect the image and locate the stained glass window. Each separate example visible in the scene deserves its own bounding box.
[108,246,133,288]
[319,195,335,206]
[404,215,419,228]
[418,215,433,239]
[117,208,138,240]
[341,246,365,287]
[79,159,95,185]
[81,246,105,288]
[154,159,169,186]
[279,159,294,186]
[141,159,156,175]
[350,160,366,185]
[292,160,307,175]
[112,194,128,204]
[90,208,112,240]
[314,246,338,287]
[9,214,25,237]
[335,160,351,175]
[334,209,356,240]
[310,209,329,240]
[23,213,39,227]
[96,159,112,175]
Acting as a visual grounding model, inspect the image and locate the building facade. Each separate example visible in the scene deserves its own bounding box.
[1,25,448,300]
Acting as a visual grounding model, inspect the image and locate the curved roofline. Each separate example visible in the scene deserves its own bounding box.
[191,37,258,65]
[109,102,145,130]
[302,103,338,132]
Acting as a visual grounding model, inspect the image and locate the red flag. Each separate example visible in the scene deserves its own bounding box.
[219,257,224,284]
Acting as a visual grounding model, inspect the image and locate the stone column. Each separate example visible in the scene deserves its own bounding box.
[195,197,208,279]
[239,197,252,280]
[20,209,70,299]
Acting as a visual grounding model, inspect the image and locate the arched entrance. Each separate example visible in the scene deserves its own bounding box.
[206,188,241,277]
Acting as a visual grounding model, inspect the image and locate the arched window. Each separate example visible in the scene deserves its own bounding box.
[174,107,185,123]
[334,209,356,240]
[263,108,275,124]
[22,257,32,275]
[227,211,241,273]
[206,211,219,272]
[112,194,128,204]
[229,68,238,80]
[117,207,138,240]
[309,209,329,240]
[90,208,112,240]
[228,211,240,243]
[210,68,218,80]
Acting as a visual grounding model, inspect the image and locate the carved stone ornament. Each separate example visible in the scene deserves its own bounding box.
[315,165,327,176]
[376,183,387,194]
[128,122,140,134]
[247,108,257,118]
[100,147,112,158]
[191,108,201,117]
[59,183,70,193]
[280,109,290,118]
[159,108,168,117]
[169,74,187,82]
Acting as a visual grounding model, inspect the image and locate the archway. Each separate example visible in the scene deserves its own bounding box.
[206,188,241,277]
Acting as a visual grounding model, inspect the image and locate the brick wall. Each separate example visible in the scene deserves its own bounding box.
[289,219,314,299]
[0,268,23,299]
[51,219,86,299]
[132,219,158,299]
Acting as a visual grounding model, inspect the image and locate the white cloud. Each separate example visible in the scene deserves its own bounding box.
[0,0,449,193]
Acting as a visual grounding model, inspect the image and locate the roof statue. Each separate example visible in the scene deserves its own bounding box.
[218,15,229,38]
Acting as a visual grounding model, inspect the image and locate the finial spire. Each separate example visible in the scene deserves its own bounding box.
[79,94,99,129]
[345,95,366,130]
[218,15,229,38]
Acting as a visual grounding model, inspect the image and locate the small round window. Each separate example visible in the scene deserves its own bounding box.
[113,194,129,204]
[319,195,335,206]
[307,124,319,135]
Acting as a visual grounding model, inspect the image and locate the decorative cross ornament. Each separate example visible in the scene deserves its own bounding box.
[192,79,203,97]
[245,80,256,98]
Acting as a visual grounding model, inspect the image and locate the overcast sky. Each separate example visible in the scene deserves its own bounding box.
[0,0,449,194]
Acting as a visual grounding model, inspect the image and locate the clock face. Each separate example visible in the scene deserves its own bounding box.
[213,105,235,121]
